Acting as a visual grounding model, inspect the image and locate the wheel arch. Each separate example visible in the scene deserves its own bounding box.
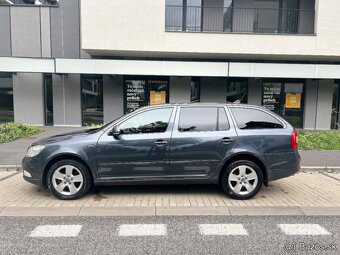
[42,154,94,188]
[219,153,268,186]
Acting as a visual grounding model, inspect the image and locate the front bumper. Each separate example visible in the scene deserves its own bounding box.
[22,156,45,187]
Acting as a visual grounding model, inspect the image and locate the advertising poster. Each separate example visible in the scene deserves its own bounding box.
[262,83,281,113]
[125,80,146,113]
[150,91,166,105]
[285,93,301,109]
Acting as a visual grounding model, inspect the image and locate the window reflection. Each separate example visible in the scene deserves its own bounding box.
[120,108,173,134]
[81,75,103,126]
[0,73,14,123]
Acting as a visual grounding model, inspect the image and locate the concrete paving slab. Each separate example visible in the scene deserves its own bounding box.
[0,207,81,217]
[229,206,304,216]
[78,206,155,216]
[156,206,230,216]
[301,207,340,216]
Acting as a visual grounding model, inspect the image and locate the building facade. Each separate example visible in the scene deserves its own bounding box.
[0,0,339,129]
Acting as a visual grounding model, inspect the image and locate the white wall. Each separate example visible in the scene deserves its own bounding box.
[81,0,340,61]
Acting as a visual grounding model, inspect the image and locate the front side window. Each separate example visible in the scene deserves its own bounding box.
[179,107,219,132]
[231,107,284,129]
[119,108,173,135]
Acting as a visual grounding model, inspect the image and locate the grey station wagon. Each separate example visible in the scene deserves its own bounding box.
[23,103,300,200]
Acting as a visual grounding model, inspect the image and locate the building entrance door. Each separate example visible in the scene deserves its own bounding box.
[262,81,304,128]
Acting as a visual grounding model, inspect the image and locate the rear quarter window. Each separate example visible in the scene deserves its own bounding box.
[230,107,284,129]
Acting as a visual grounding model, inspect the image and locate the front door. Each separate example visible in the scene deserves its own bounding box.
[96,107,175,178]
[169,106,237,177]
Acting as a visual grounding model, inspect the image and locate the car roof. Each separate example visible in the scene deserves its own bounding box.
[138,102,263,109]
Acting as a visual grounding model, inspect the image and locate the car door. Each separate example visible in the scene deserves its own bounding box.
[169,106,237,177]
[96,106,175,178]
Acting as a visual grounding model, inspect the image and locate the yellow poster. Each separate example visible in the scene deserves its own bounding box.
[285,93,301,109]
[150,91,166,105]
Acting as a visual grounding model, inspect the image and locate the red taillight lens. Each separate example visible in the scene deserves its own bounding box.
[291,129,298,150]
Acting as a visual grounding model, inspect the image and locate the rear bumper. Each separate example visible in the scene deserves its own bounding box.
[265,150,300,182]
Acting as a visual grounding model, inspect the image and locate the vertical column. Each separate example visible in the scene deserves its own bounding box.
[303,79,318,130]
[315,79,334,130]
[103,75,124,124]
[52,74,81,127]
[247,78,262,105]
[169,77,191,103]
[13,73,44,125]
[200,77,226,103]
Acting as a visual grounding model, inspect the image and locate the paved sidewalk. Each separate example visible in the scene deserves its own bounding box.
[0,170,339,216]
[0,126,339,167]
[0,126,85,166]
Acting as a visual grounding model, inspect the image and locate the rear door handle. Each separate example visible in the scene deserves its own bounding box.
[154,139,167,146]
[222,137,233,144]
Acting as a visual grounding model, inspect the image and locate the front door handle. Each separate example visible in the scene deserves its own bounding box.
[154,139,167,146]
[222,137,233,144]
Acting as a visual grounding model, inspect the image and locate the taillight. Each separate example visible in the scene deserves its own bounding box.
[291,129,298,150]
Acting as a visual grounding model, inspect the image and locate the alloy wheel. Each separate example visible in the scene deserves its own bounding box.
[228,165,258,195]
[52,165,84,196]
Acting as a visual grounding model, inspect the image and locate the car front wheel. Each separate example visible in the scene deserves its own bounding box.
[221,160,263,200]
[46,159,92,200]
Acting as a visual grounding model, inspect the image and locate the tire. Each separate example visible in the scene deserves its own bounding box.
[221,160,263,200]
[46,159,92,200]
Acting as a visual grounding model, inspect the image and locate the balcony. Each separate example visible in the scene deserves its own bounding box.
[165,5,315,35]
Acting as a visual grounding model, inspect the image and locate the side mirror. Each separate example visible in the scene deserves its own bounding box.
[108,126,121,137]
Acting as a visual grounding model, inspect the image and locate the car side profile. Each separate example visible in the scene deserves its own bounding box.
[23,103,300,200]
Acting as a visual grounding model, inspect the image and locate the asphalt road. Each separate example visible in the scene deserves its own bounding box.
[0,216,339,255]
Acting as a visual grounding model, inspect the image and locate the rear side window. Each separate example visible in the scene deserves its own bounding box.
[218,108,230,131]
[179,107,217,132]
[230,107,284,129]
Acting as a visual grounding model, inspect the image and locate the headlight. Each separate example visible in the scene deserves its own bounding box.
[26,145,45,157]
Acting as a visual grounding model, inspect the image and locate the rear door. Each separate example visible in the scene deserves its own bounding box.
[169,106,237,177]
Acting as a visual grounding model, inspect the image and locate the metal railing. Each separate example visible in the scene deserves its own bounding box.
[165,5,315,35]
[0,0,59,6]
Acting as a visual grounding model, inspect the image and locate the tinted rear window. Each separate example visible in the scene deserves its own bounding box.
[218,107,230,131]
[179,107,218,132]
[230,107,284,129]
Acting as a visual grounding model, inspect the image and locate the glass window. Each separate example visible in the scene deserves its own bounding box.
[81,75,103,126]
[262,83,282,114]
[331,83,340,130]
[0,73,14,123]
[231,107,284,129]
[190,77,200,102]
[179,107,218,132]
[227,79,248,103]
[218,107,230,130]
[44,74,53,125]
[124,77,169,114]
[149,80,168,105]
[119,108,173,134]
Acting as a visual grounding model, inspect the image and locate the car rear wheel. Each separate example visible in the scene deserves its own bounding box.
[221,160,263,200]
[46,159,92,200]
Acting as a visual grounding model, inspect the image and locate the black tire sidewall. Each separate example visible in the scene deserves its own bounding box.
[46,159,92,200]
[221,160,263,200]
